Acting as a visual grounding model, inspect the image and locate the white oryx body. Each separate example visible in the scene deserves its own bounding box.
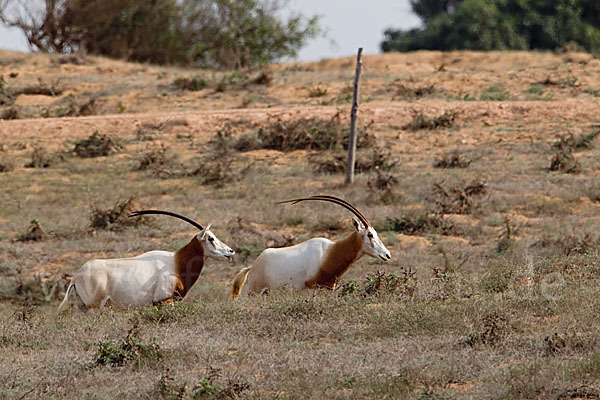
[58,210,234,312]
[248,238,335,291]
[231,196,391,300]
[68,251,177,309]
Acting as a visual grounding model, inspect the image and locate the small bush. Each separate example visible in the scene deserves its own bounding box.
[74,131,122,158]
[434,150,471,168]
[0,106,19,120]
[89,198,145,231]
[549,141,581,173]
[0,158,14,172]
[368,168,399,204]
[308,86,328,97]
[393,83,436,100]
[14,78,64,97]
[340,269,417,298]
[553,130,600,152]
[480,84,510,101]
[16,219,44,242]
[136,119,189,141]
[310,146,396,174]
[136,145,183,178]
[172,76,207,91]
[465,312,508,347]
[431,181,487,215]
[384,214,456,236]
[94,324,162,368]
[235,113,376,152]
[403,110,457,130]
[24,146,63,168]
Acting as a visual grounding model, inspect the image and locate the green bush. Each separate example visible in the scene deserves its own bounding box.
[381,0,600,53]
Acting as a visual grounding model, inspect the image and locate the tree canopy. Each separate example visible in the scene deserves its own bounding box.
[0,0,322,68]
[381,0,600,53]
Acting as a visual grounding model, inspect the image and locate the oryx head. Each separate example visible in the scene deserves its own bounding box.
[128,210,235,261]
[278,195,391,261]
[196,224,235,261]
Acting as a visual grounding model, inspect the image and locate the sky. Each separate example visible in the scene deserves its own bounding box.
[0,0,422,62]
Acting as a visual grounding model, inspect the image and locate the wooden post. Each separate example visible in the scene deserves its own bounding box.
[345,47,363,185]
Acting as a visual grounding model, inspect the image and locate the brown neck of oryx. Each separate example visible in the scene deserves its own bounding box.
[305,231,363,289]
[174,236,205,298]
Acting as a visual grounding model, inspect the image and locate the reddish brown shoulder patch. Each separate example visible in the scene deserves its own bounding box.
[305,232,362,289]
[174,236,205,298]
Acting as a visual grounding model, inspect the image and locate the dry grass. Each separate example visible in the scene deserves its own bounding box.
[1,50,600,399]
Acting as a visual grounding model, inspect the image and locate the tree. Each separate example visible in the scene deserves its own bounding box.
[0,0,321,67]
[381,0,600,54]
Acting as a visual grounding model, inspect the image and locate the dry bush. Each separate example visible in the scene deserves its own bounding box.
[13,78,64,97]
[403,110,457,130]
[172,76,207,91]
[16,219,44,242]
[393,83,436,100]
[434,150,471,168]
[0,106,19,120]
[549,141,581,173]
[465,312,508,347]
[0,158,14,172]
[310,146,396,174]
[51,54,87,66]
[496,216,518,253]
[249,71,272,86]
[553,129,600,151]
[74,131,122,158]
[530,232,599,256]
[52,96,97,117]
[384,214,456,236]
[89,198,146,231]
[189,126,252,187]
[136,119,189,141]
[431,180,487,215]
[136,145,183,178]
[24,146,63,168]
[340,268,417,298]
[367,168,400,204]
[234,112,376,152]
[307,86,328,97]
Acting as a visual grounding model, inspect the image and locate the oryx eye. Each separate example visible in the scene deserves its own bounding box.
[367,232,373,239]
[208,237,215,243]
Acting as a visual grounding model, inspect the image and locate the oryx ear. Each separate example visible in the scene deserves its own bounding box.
[199,223,212,239]
[352,217,363,232]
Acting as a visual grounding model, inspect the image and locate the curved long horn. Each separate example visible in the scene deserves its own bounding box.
[277,195,371,227]
[128,210,204,230]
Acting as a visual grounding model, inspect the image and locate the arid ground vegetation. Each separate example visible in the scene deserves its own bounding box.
[1,49,600,398]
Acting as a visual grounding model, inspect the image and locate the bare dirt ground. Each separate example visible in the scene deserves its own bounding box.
[1,49,600,399]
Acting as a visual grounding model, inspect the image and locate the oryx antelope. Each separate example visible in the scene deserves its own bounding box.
[58,210,234,312]
[231,195,391,300]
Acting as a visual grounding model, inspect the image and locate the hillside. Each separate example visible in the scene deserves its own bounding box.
[1,50,600,399]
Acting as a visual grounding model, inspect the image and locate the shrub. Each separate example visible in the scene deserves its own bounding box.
[74,131,122,158]
[89,198,146,230]
[434,150,471,168]
[16,219,44,242]
[172,77,207,91]
[94,324,162,368]
[403,110,457,131]
[549,141,581,173]
[235,113,376,152]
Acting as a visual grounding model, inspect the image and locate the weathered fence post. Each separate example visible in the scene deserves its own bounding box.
[345,47,363,185]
